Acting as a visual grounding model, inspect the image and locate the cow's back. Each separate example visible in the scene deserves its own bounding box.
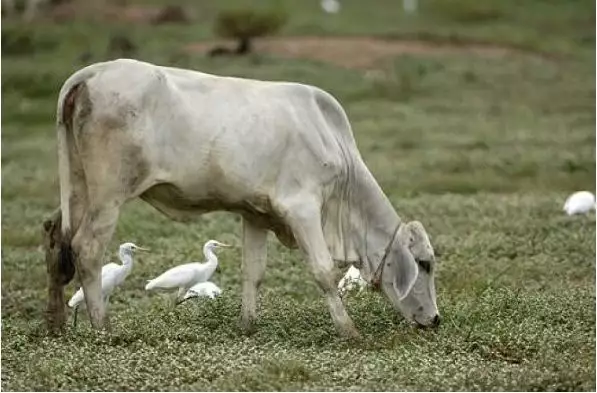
[79,60,359,236]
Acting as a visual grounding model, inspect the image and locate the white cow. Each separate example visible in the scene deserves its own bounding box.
[43,59,440,338]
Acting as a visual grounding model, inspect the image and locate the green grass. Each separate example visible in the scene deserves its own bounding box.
[1,0,595,390]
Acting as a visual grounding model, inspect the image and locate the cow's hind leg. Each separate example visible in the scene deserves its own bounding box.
[240,217,268,334]
[283,198,360,339]
[71,205,120,329]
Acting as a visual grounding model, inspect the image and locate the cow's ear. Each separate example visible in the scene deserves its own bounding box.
[393,245,418,300]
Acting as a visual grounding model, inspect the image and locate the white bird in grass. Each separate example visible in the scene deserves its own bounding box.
[67,242,148,327]
[563,191,596,215]
[337,265,367,297]
[145,240,230,303]
[178,281,222,305]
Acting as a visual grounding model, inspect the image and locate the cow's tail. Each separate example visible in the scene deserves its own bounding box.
[56,62,107,284]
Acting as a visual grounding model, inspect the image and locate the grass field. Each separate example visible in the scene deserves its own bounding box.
[1,0,596,390]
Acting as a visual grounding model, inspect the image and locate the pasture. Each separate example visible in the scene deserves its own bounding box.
[1,0,595,390]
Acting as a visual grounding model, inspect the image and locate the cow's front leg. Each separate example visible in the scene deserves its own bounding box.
[285,198,361,340]
[240,217,268,334]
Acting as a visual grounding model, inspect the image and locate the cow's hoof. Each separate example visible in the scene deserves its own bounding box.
[340,326,362,341]
[239,316,257,336]
[46,322,66,336]
[45,311,66,336]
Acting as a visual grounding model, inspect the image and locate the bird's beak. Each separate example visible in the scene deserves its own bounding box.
[217,243,231,248]
[135,246,150,252]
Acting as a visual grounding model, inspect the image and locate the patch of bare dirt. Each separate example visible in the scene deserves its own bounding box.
[49,3,190,24]
[185,36,537,70]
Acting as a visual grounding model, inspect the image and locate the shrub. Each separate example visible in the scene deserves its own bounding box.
[427,0,504,24]
[213,8,287,55]
[1,25,58,56]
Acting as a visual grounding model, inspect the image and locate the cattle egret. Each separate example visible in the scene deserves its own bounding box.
[563,191,596,215]
[338,266,367,297]
[321,0,340,14]
[177,281,222,305]
[145,240,229,303]
[67,242,148,327]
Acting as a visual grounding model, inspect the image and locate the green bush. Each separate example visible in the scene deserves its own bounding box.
[213,8,287,54]
[1,25,58,56]
[427,0,505,23]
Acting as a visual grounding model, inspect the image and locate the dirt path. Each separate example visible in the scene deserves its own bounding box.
[184,36,535,70]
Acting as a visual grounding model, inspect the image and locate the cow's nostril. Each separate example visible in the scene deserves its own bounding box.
[432,314,441,327]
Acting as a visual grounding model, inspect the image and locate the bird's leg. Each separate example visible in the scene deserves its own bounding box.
[172,288,186,307]
[72,307,78,329]
[103,296,113,332]
[175,292,191,306]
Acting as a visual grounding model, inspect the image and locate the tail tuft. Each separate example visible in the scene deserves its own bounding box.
[59,233,76,285]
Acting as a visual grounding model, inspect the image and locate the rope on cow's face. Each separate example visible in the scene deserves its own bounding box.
[370,223,402,290]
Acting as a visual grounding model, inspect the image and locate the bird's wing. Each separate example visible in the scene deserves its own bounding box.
[207,282,220,293]
[346,266,361,279]
[183,289,199,300]
[101,263,127,297]
[147,264,198,290]
[188,281,209,290]
[67,263,124,307]
[205,282,221,291]
[102,263,120,276]
[184,281,221,300]
[194,261,218,282]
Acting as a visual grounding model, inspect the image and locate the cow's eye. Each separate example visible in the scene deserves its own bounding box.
[416,259,432,274]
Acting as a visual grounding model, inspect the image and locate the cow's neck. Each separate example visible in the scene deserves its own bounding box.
[322,157,402,276]
[345,163,401,280]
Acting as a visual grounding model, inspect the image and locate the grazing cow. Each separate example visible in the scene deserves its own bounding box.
[43,59,440,338]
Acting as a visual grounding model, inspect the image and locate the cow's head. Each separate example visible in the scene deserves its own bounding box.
[377,221,440,328]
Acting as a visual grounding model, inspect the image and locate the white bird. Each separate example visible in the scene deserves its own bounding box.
[145,240,230,303]
[563,191,596,215]
[178,281,222,305]
[321,0,340,14]
[338,265,368,297]
[67,242,148,327]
